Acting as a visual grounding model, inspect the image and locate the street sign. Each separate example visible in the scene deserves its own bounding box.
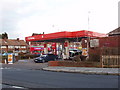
[8,53,13,64]
[90,39,99,47]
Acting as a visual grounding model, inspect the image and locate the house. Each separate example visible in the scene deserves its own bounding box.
[108,27,120,36]
[0,38,28,53]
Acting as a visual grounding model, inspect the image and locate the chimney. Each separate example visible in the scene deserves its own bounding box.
[17,38,19,41]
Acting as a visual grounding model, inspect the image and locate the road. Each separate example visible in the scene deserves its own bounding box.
[2,68,119,88]
[2,59,119,88]
[2,59,48,70]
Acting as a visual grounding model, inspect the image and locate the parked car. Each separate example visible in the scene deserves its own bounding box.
[34,54,58,63]
[2,53,8,56]
[69,49,82,60]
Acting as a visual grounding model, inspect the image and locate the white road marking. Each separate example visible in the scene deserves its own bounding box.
[12,86,25,89]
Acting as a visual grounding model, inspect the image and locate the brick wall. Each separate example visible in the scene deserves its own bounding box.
[48,61,100,67]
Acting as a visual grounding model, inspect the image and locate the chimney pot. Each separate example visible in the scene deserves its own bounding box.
[17,38,19,41]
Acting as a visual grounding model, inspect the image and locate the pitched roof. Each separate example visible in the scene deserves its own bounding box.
[108,27,120,36]
[0,39,28,46]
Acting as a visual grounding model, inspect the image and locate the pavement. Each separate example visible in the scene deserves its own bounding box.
[1,59,120,75]
[43,66,120,75]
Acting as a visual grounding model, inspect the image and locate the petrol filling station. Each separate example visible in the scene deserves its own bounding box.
[25,30,106,59]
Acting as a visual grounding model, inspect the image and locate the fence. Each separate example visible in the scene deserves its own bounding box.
[101,55,120,68]
[100,47,120,68]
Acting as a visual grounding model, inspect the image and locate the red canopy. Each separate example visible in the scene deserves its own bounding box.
[25,30,106,42]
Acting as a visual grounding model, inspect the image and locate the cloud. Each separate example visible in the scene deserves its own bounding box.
[16,0,48,15]
[0,0,119,40]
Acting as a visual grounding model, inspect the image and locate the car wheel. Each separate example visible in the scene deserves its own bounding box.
[42,60,45,63]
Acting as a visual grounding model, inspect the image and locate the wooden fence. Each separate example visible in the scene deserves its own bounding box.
[101,55,120,68]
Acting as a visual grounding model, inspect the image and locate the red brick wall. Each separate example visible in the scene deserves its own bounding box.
[99,36,120,48]
[48,61,100,67]
[89,36,120,61]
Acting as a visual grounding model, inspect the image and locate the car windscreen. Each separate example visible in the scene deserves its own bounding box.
[40,55,47,58]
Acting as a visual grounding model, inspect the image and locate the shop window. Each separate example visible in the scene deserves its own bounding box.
[1,46,6,48]
[8,46,14,48]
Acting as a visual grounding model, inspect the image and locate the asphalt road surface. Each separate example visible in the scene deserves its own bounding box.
[2,59,48,70]
[2,68,119,88]
[2,59,119,88]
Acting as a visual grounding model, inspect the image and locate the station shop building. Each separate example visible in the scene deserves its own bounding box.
[25,30,106,59]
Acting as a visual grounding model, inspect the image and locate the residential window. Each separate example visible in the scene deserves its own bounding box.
[21,46,26,48]
[15,46,20,48]
[22,50,26,53]
[1,46,6,48]
[8,46,14,48]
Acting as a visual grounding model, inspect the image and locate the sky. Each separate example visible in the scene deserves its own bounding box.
[0,0,119,40]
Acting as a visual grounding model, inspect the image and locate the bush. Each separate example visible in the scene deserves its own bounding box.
[2,55,8,60]
[89,54,100,62]
[2,55,8,63]
[7,51,13,53]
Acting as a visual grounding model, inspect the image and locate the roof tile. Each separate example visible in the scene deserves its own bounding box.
[0,39,28,46]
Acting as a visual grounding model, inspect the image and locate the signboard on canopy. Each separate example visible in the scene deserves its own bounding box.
[30,46,44,51]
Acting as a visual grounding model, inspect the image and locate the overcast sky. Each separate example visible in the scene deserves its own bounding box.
[0,0,119,40]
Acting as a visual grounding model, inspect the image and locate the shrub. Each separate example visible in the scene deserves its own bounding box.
[2,55,8,63]
[89,54,100,62]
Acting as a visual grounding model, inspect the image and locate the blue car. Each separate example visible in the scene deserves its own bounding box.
[2,53,8,56]
[34,54,58,63]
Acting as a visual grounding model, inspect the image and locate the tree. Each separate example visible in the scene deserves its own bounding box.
[2,32,8,39]
[0,34,2,39]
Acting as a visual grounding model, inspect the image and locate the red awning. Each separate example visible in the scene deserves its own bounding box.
[25,30,106,42]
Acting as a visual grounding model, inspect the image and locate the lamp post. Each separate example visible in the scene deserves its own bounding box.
[88,11,91,30]
[87,11,91,60]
